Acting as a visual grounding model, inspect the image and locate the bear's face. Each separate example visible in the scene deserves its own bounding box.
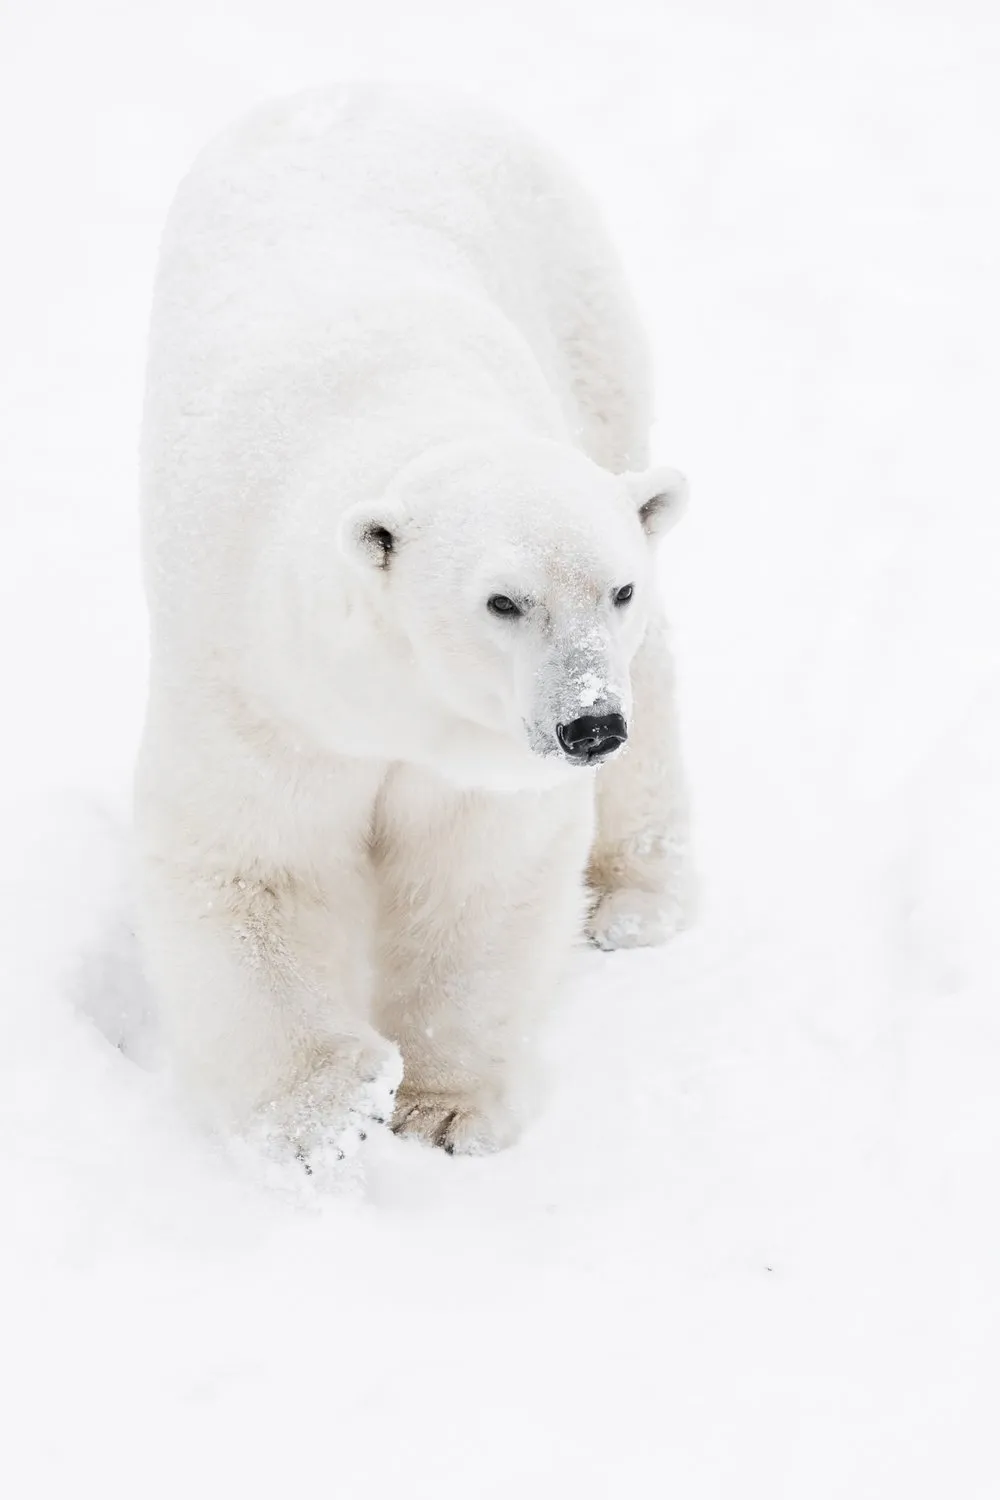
[341,439,686,778]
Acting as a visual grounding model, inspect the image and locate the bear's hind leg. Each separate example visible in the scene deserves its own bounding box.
[586,609,695,950]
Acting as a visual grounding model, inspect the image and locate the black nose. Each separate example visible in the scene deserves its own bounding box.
[556,713,628,761]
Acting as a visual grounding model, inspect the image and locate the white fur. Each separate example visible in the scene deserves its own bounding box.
[136,85,693,1159]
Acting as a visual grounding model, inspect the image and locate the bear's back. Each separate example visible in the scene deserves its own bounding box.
[150,86,594,377]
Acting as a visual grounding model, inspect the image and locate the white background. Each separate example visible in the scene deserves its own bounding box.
[1,2,998,1495]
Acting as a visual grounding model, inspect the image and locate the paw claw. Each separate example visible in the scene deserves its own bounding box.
[391,1091,516,1155]
[252,1034,403,1166]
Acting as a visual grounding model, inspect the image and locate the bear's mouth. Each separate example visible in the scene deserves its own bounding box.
[564,749,620,766]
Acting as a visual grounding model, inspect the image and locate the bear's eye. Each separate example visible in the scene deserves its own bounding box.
[614,584,634,607]
[487,594,522,618]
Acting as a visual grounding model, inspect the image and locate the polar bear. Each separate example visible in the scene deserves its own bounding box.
[135,85,692,1160]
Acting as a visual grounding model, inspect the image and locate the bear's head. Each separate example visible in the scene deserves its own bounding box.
[340,436,686,785]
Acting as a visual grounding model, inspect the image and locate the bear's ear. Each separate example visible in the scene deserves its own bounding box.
[624,466,688,542]
[339,502,404,573]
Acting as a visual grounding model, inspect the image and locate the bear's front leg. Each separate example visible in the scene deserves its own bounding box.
[135,748,401,1165]
[373,769,593,1155]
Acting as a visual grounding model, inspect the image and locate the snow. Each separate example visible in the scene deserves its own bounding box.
[2,1,999,1495]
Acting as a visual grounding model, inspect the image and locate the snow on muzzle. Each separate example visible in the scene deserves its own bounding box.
[526,635,631,764]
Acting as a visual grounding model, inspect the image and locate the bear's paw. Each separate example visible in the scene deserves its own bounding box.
[253,1031,403,1169]
[586,887,687,951]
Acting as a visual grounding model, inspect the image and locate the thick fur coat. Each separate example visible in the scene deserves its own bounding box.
[136,85,692,1158]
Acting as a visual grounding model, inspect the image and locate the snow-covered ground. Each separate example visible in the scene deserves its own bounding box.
[2,2,998,1494]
